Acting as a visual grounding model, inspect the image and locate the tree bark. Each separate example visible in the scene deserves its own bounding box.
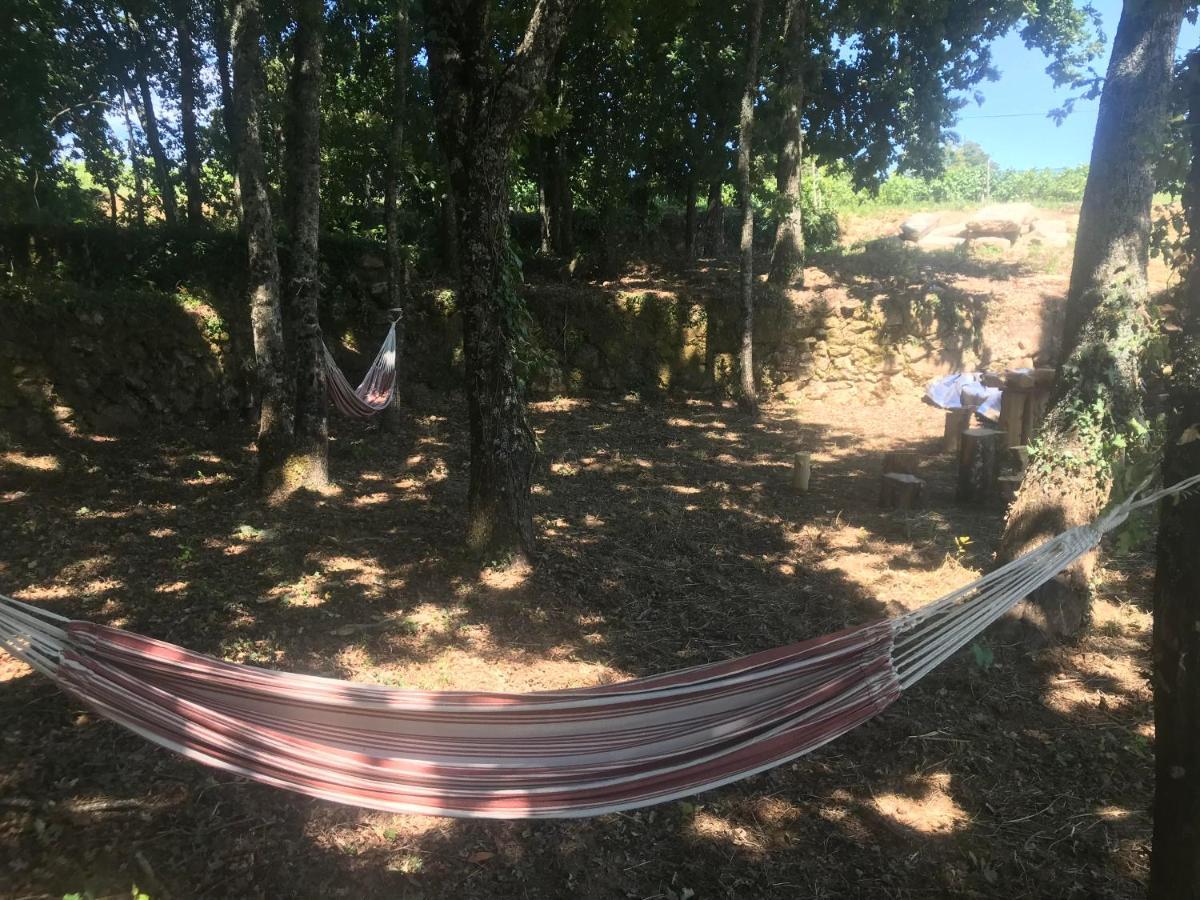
[280,0,329,496]
[213,0,242,214]
[684,174,698,258]
[769,0,806,286]
[701,178,724,257]
[427,0,577,560]
[176,2,204,225]
[536,136,559,255]
[232,0,291,487]
[383,0,410,435]
[1150,47,1200,900]
[124,13,178,225]
[119,88,146,227]
[735,0,764,414]
[1064,0,1186,349]
[993,0,1185,644]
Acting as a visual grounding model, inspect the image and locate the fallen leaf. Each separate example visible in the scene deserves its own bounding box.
[468,851,494,864]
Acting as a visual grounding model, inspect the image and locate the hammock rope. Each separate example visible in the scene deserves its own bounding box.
[324,322,398,418]
[2,473,1197,819]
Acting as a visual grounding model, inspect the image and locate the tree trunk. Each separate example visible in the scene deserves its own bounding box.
[735,0,764,414]
[125,13,178,226]
[382,0,410,435]
[232,0,291,487]
[993,0,1184,644]
[684,174,698,258]
[537,132,571,256]
[427,0,577,560]
[214,0,238,150]
[213,0,242,215]
[280,0,328,496]
[769,0,806,286]
[1064,0,1186,349]
[1150,47,1200,900]
[441,186,460,275]
[176,3,204,226]
[119,89,146,227]
[701,179,724,257]
[536,137,558,255]
[556,146,573,252]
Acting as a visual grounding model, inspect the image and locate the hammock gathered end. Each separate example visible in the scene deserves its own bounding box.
[2,474,1197,820]
[324,323,398,418]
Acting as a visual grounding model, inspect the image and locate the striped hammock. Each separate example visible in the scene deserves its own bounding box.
[1,475,1195,819]
[324,323,398,418]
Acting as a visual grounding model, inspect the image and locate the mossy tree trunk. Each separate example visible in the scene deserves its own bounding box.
[768,0,806,287]
[278,0,329,496]
[232,0,291,487]
[735,0,763,414]
[427,0,577,561]
[1150,47,1200,900]
[994,0,1184,643]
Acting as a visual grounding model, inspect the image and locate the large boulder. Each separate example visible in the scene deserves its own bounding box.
[900,212,941,242]
[964,203,1037,239]
[1028,218,1071,248]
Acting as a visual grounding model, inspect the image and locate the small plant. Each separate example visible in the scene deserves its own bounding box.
[970,641,994,670]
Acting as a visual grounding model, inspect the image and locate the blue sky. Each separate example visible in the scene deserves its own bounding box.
[955,0,1199,169]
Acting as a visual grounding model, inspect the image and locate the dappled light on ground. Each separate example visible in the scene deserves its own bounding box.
[0,357,1163,896]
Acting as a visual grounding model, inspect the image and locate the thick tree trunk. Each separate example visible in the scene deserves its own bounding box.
[382,0,410,435]
[427,0,576,560]
[769,0,806,286]
[457,154,538,556]
[176,3,204,226]
[1064,0,1186,349]
[994,0,1184,644]
[735,0,764,414]
[232,0,291,486]
[1150,48,1200,900]
[119,89,146,227]
[279,0,329,496]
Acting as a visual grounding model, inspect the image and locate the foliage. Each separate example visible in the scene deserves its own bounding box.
[819,143,1089,211]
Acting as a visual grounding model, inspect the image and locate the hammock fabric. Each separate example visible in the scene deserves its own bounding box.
[1,476,1196,819]
[324,323,398,418]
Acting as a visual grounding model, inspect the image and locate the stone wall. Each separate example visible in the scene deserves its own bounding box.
[0,226,1013,440]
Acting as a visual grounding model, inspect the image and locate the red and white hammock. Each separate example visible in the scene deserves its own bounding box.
[324,323,398,418]
[1,476,1195,819]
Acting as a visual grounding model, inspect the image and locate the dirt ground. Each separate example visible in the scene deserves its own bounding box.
[0,231,1162,899]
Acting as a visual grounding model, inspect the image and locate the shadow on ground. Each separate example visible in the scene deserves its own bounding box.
[0,388,1155,899]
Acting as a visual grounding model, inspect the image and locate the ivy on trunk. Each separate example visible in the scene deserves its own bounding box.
[427,0,577,560]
